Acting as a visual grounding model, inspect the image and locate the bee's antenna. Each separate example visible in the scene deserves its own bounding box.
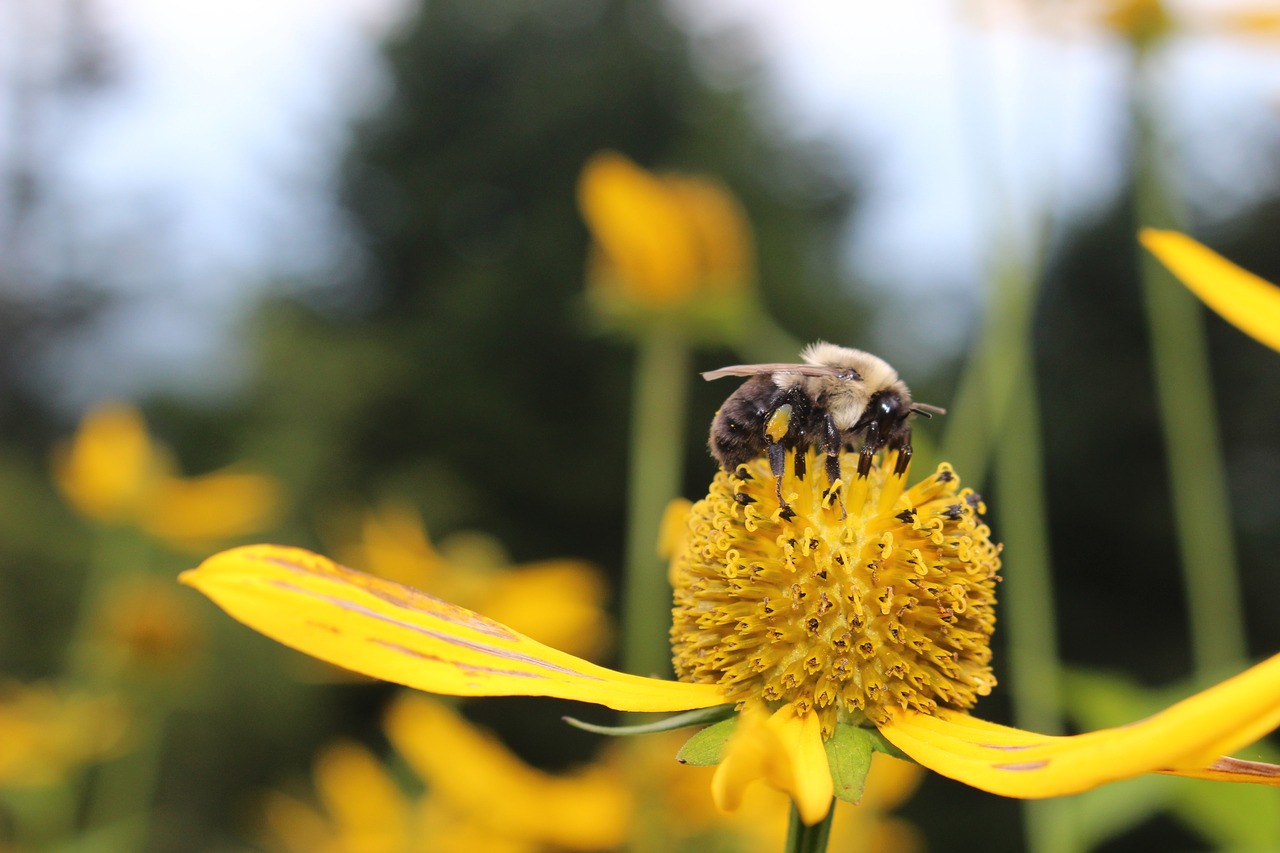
[911,402,947,418]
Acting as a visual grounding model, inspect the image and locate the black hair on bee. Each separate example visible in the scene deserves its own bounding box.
[704,341,943,516]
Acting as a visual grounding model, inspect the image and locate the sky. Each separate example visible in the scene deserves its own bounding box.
[4,0,1279,406]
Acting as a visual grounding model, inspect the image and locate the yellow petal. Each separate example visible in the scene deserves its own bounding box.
[665,176,754,292]
[181,545,723,712]
[476,560,611,661]
[139,469,283,550]
[0,683,128,787]
[313,742,410,853]
[1140,228,1280,351]
[578,151,700,305]
[879,652,1280,798]
[51,402,159,522]
[354,502,444,590]
[386,694,632,850]
[712,704,834,825]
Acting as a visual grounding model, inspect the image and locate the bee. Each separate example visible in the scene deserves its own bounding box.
[704,342,943,515]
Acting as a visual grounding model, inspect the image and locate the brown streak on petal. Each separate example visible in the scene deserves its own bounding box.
[260,555,517,639]
[266,580,601,681]
[369,639,542,679]
[993,760,1050,771]
[1205,757,1280,778]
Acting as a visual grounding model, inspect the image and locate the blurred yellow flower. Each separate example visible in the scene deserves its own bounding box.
[51,403,157,523]
[52,402,283,550]
[0,682,127,787]
[1140,228,1280,352]
[578,151,753,313]
[262,696,630,853]
[386,694,632,851]
[91,575,205,676]
[981,0,1280,49]
[341,501,611,660]
[262,740,413,853]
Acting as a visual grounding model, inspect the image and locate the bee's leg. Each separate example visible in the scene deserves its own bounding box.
[764,405,794,517]
[892,438,913,475]
[857,421,881,478]
[821,413,846,518]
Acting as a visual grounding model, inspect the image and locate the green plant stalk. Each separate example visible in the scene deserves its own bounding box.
[84,696,170,852]
[942,253,1037,484]
[621,325,691,678]
[995,371,1078,853]
[1133,94,1248,676]
[946,251,1075,852]
[785,801,835,853]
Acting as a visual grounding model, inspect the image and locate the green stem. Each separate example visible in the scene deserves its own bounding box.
[1132,82,1248,676]
[995,375,1078,853]
[784,801,835,853]
[621,325,691,678]
[83,696,170,852]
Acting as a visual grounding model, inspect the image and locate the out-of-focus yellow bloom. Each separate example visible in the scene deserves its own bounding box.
[979,0,1280,49]
[0,682,127,787]
[1141,228,1280,352]
[578,151,753,313]
[340,502,610,660]
[262,696,630,853]
[51,404,158,523]
[262,741,413,853]
[625,728,924,853]
[91,575,205,675]
[52,402,282,550]
[386,694,632,851]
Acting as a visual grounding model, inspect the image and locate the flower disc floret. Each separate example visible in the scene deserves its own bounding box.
[671,450,1001,735]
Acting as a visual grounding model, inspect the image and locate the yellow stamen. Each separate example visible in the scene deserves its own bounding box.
[671,450,1001,736]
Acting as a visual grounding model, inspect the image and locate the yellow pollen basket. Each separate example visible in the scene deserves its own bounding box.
[671,449,1002,736]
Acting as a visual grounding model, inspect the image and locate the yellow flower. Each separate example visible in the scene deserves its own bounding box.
[578,151,753,311]
[1140,228,1280,352]
[262,696,630,853]
[51,403,158,523]
[386,694,631,850]
[985,0,1280,51]
[619,727,923,852]
[52,402,283,549]
[262,740,413,853]
[182,451,1280,827]
[340,501,611,660]
[0,682,127,787]
[91,575,205,675]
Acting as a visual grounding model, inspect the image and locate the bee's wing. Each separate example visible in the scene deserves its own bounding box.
[702,363,860,381]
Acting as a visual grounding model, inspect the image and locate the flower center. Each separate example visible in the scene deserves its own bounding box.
[670,450,1001,736]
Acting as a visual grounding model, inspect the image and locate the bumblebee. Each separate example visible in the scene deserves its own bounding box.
[705,342,942,514]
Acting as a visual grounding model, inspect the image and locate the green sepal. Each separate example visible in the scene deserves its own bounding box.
[562,704,736,737]
[675,716,738,766]
[864,726,911,762]
[825,724,874,804]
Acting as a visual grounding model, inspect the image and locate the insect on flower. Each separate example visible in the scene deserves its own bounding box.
[704,342,944,516]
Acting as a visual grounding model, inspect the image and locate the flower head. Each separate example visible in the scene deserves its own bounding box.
[672,452,999,735]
